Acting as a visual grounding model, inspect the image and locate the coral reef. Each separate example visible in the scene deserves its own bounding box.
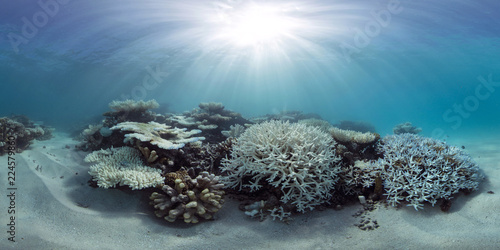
[221,124,246,138]
[221,120,342,214]
[329,127,380,173]
[111,121,205,150]
[166,102,250,143]
[372,133,483,210]
[334,120,376,133]
[250,111,322,124]
[109,99,159,112]
[298,118,333,133]
[339,160,384,197]
[0,116,53,155]
[329,127,379,145]
[84,146,165,190]
[150,171,225,223]
[393,122,422,134]
[103,99,159,126]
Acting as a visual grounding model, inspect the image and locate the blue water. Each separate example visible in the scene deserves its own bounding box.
[1,0,499,138]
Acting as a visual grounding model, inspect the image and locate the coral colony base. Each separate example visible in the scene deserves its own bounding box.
[22,99,478,225]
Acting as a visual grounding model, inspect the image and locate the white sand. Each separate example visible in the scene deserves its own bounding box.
[1,132,499,249]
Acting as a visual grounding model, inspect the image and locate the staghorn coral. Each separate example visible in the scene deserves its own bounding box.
[221,120,342,214]
[84,146,165,190]
[150,171,224,223]
[110,121,205,150]
[372,133,483,210]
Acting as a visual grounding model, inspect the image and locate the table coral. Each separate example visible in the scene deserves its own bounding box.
[150,171,225,223]
[110,121,205,150]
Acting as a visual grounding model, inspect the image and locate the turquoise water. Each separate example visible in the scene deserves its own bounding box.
[1,0,499,137]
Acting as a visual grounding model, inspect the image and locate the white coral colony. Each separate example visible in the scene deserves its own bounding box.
[221,120,342,213]
[111,121,205,150]
[373,134,483,210]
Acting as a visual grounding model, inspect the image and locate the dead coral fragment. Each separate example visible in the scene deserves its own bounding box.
[150,171,224,223]
[111,121,205,150]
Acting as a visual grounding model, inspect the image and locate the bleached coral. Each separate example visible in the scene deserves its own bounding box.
[109,99,159,112]
[221,121,342,213]
[150,171,224,223]
[298,118,333,133]
[268,206,292,221]
[110,121,205,150]
[221,124,245,138]
[341,160,383,195]
[84,147,165,190]
[373,134,483,210]
[199,102,225,113]
[329,127,379,144]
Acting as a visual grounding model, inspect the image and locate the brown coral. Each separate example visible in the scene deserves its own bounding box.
[150,171,224,223]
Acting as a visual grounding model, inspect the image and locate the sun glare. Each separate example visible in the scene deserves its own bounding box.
[215,4,299,47]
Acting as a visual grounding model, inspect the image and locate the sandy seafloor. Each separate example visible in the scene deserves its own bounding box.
[1,132,499,249]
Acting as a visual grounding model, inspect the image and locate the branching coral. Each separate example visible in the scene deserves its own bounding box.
[221,124,246,138]
[221,120,342,213]
[150,171,225,223]
[84,146,165,190]
[372,133,483,210]
[110,121,205,150]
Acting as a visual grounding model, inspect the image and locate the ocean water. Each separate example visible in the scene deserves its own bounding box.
[1,0,500,138]
[1,1,500,248]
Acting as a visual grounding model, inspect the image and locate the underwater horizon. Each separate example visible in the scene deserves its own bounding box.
[1,0,500,138]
